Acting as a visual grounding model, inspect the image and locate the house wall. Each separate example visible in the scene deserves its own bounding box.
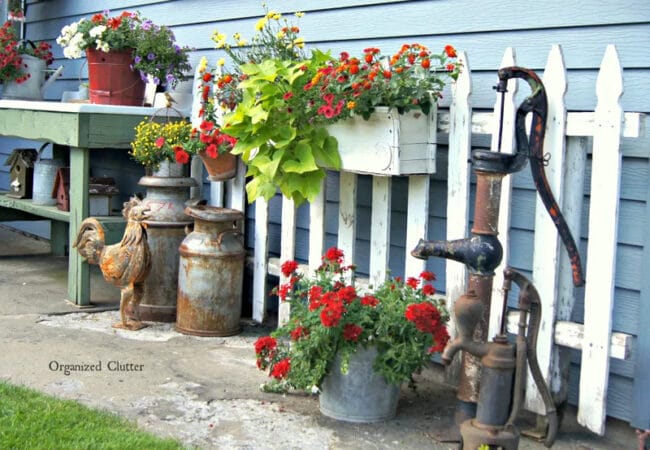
[1,0,648,428]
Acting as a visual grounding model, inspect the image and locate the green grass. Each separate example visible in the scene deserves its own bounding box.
[0,381,187,450]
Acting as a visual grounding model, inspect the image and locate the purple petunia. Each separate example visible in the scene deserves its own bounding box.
[147,52,155,61]
[141,20,153,31]
[166,73,175,84]
[134,55,142,64]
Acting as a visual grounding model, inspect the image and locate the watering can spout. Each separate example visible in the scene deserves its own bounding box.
[41,65,64,98]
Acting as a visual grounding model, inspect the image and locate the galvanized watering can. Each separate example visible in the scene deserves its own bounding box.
[2,54,63,101]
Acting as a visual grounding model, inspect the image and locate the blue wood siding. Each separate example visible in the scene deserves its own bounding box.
[1,0,648,427]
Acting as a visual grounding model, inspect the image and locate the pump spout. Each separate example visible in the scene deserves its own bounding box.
[411,235,503,275]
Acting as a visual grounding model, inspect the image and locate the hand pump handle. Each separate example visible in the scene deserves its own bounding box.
[498,67,585,287]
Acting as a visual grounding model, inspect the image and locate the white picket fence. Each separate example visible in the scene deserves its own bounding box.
[199,44,643,436]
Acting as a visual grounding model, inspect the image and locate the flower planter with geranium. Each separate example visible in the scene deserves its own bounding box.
[0,17,58,100]
[204,9,459,203]
[57,10,191,106]
[254,248,449,422]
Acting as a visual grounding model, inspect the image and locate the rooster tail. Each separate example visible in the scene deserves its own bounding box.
[72,217,106,264]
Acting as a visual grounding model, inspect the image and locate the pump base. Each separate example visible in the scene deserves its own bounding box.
[460,419,519,450]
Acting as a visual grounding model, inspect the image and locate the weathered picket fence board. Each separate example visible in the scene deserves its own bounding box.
[202,44,643,435]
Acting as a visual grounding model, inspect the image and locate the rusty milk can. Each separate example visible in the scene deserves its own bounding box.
[132,161,197,322]
[176,205,245,336]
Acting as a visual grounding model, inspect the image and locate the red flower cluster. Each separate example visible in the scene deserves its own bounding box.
[0,21,53,84]
[253,246,449,390]
[179,63,238,162]
[405,302,443,334]
[302,43,460,122]
[281,260,299,277]
[254,336,278,370]
[323,247,345,264]
[270,358,291,379]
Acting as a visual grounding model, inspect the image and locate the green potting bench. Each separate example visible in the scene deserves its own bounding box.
[0,100,155,306]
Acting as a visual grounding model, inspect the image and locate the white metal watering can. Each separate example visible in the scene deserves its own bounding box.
[2,54,64,101]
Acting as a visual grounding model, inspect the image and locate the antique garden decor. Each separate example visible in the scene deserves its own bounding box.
[73,196,152,330]
[412,67,585,448]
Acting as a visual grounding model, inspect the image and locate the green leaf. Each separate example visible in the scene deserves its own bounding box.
[250,148,285,179]
[245,177,277,203]
[282,142,318,174]
[248,104,269,125]
[312,135,341,169]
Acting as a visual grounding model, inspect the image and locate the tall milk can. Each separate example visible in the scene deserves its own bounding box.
[176,206,245,336]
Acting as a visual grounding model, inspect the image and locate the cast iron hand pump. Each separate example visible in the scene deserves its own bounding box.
[411,67,585,448]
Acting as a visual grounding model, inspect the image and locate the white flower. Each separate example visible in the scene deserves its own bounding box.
[89,25,106,38]
[95,40,110,53]
[310,385,320,395]
[63,46,82,59]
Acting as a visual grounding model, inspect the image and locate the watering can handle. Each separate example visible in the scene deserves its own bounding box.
[498,67,585,287]
[35,142,49,162]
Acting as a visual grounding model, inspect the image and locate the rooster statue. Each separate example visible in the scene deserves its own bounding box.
[72,196,152,330]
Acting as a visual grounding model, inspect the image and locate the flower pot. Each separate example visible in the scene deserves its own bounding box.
[325,105,438,176]
[199,150,237,182]
[319,346,400,423]
[86,48,145,106]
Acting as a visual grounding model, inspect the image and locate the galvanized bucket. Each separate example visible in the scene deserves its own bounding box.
[32,143,64,206]
[176,206,245,336]
[319,346,401,422]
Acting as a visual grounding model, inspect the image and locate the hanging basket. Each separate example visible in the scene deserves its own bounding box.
[86,48,145,106]
[199,150,237,182]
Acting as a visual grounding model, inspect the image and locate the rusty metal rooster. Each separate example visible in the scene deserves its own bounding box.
[73,196,152,330]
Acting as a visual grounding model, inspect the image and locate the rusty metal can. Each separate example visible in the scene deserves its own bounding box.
[130,162,196,322]
[176,205,245,336]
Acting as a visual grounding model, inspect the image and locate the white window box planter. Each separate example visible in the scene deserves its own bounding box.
[325,105,437,176]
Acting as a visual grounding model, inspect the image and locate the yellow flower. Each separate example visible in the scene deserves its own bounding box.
[237,39,248,47]
[197,56,208,73]
[293,37,305,48]
[217,58,225,66]
[233,32,241,40]
[265,10,281,20]
[255,17,267,31]
[295,11,305,18]
[212,32,227,49]
[276,30,286,39]
[347,101,356,110]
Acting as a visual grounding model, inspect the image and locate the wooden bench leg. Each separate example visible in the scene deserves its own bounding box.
[50,220,67,257]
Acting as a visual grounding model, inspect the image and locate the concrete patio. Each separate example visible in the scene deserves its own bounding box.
[0,225,640,449]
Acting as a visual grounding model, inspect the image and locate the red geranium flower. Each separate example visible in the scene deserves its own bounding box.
[281,260,299,277]
[290,325,309,341]
[405,302,442,334]
[270,358,291,379]
[323,247,344,264]
[422,284,436,296]
[406,277,419,289]
[361,295,379,307]
[337,285,357,304]
[154,137,165,148]
[254,336,277,355]
[174,148,190,164]
[320,298,345,327]
[342,323,363,341]
[420,271,436,281]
